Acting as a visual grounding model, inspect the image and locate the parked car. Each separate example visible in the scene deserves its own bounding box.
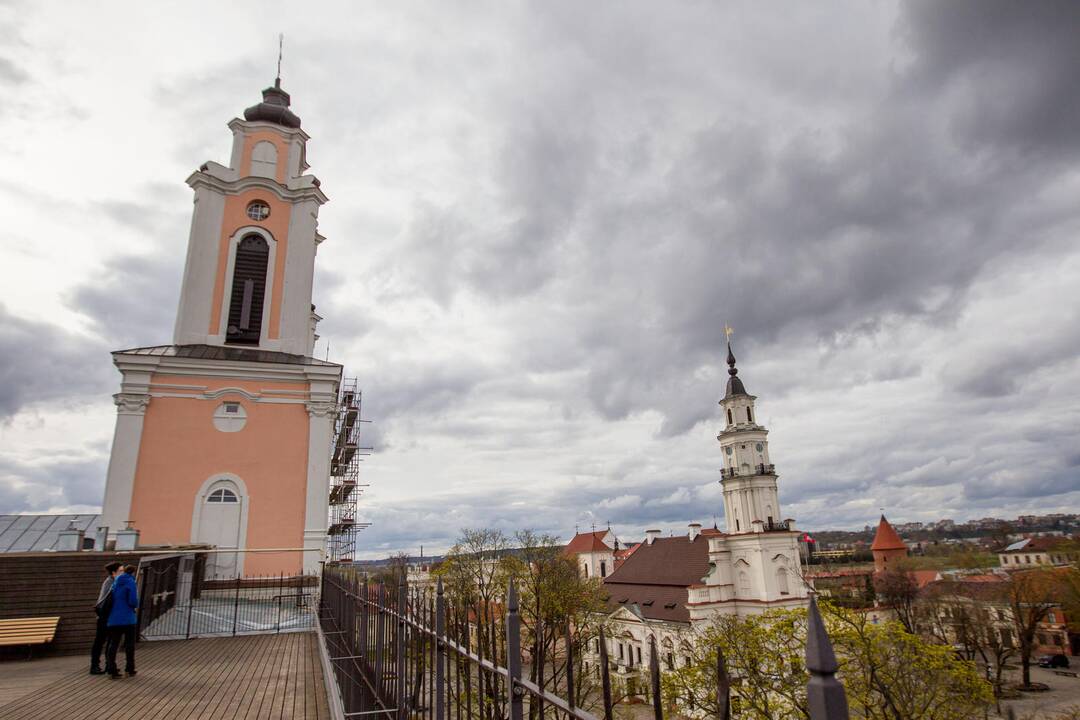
[1038,654,1070,668]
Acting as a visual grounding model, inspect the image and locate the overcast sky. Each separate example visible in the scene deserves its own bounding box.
[1,1,1078,558]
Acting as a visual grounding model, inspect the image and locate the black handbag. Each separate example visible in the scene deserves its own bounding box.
[95,588,114,619]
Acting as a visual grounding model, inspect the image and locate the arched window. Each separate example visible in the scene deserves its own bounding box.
[251,141,278,178]
[583,562,589,577]
[738,571,750,595]
[746,407,753,423]
[600,560,607,577]
[727,409,733,424]
[226,234,270,345]
[207,487,239,503]
[776,567,790,595]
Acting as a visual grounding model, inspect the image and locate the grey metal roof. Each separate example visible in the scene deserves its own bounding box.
[113,344,340,367]
[0,514,100,552]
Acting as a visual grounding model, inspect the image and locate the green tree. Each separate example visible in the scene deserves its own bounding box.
[662,603,992,720]
[503,530,611,715]
[829,604,992,720]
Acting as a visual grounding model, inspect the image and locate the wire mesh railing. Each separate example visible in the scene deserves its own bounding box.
[317,566,853,720]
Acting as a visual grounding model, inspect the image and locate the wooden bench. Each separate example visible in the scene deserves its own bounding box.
[1053,670,1078,678]
[0,617,60,658]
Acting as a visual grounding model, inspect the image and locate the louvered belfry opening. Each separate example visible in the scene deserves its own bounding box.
[226,234,270,345]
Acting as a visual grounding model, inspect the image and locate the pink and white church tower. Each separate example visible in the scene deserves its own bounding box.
[100,79,342,576]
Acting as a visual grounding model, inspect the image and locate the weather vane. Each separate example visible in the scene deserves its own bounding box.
[724,324,734,342]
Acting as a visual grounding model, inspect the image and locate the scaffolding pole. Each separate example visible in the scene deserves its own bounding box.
[328,378,372,562]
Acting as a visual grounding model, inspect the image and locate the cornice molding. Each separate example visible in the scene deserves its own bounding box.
[186,172,328,206]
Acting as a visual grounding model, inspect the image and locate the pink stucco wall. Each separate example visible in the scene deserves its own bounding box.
[127,374,311,575]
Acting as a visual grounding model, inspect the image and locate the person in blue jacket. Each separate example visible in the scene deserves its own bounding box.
[104,564,139,678]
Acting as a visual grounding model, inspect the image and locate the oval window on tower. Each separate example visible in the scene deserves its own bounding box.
[246,200,270,221]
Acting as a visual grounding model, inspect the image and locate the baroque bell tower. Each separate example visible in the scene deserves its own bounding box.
[99,77,343,576]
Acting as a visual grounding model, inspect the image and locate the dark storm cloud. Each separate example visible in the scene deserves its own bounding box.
[0,455,106,512]
[0,304,111,421]
[899,0,1080,158]
[68,252,181,350]
[68,187,188,349]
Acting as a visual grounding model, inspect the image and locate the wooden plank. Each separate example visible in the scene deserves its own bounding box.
[200,633,270,720]
[0,632,329,719]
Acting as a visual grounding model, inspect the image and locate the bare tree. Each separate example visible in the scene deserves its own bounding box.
[1004,568,1063,688]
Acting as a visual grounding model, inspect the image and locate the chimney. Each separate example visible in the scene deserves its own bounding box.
[93,526,109,551]
[57,521,84,552]
[688,522,702,542]
[116,520,140,551]
[645,529,661,545]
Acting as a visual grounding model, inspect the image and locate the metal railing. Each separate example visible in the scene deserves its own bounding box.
[318,567,851,720]
[138,555,318,640]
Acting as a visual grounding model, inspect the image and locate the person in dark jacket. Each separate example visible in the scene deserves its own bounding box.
[104,564,139,678]
[90,561,122,675]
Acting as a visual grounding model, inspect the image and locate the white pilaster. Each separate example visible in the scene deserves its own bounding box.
[303,398,336,574]
[100,391,149,537]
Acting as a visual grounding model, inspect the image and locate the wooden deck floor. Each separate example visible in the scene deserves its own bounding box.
[0,632,332,720]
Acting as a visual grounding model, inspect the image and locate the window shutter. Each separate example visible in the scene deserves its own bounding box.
[226,235,270,344]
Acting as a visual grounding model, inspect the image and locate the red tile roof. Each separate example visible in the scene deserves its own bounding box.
[564,531,612,555]
[871,515,907,552]
[909,570,942,589]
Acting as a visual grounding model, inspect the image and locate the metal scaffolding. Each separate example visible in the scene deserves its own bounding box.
[328,378,371,562]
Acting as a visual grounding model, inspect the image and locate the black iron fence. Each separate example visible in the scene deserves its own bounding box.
[137,553,317,639]
[318,567,851,720]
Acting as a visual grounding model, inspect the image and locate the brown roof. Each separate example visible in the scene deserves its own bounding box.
[605,534,711,586]
[602,534,712,623]
[564,531,612,555]
[909,570,942,589]
[871,515,907,552]
[605,583,694,623]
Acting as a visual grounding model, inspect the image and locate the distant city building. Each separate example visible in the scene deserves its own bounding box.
[565,529,617,579]
[998,537,1078,568]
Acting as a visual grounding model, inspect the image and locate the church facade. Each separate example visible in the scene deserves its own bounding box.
[99,80,341,576]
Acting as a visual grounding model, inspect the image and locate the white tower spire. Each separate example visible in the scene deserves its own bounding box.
[718,341,781,533]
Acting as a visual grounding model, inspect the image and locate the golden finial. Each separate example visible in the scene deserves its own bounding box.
[724,324,734,342]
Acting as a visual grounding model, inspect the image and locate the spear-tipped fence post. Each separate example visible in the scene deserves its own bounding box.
[649,636,663,720]
[506,581,524,720]
[435,577,446,720]
[397,579,408,720]
[599,626,613,720]
[716,647,731,720]
[805,595,849,720]
[565,624,576,711]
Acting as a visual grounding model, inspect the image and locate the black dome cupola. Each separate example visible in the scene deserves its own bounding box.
[243,78,301,129]
[724,342,748,398]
